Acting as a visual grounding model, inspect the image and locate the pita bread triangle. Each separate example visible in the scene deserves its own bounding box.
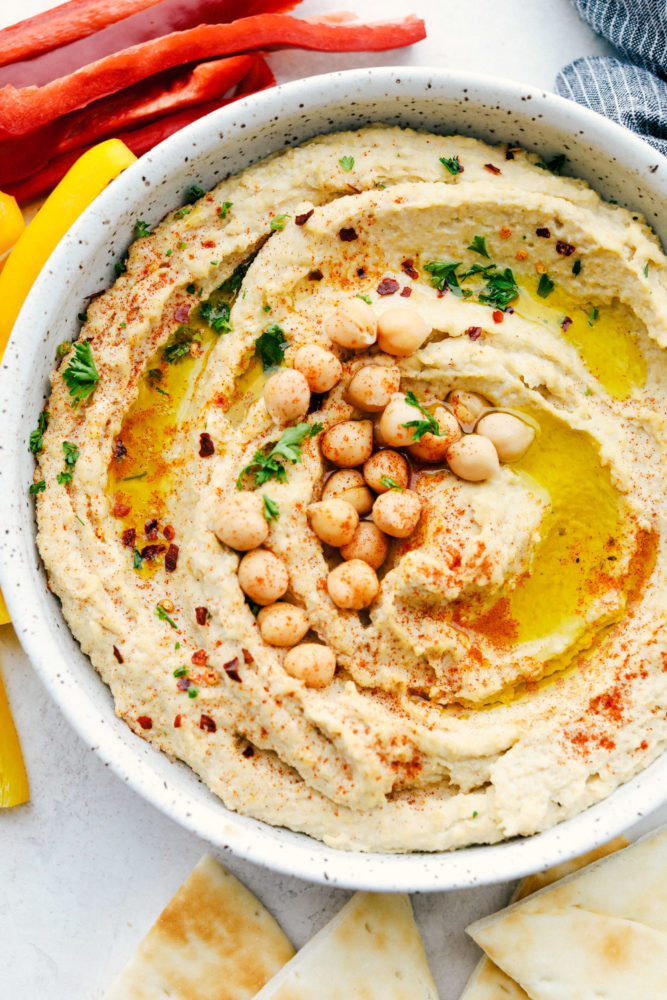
[252,891,439,1000]
[104,854,294,1000]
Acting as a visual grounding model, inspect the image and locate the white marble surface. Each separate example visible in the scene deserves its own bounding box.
[2,1,665,998]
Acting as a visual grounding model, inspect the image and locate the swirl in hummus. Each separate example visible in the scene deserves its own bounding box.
[32,126,667,852]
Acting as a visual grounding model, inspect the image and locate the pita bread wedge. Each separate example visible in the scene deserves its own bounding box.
[459,837,628,1000]
[104,854,294,1000]
[252,892,438,1000]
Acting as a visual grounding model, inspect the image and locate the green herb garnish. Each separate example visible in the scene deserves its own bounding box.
[155,603,178,629]
[401,391,440,441]
[77,312,87,323]
[114,254,128,279]
[439,155,462,175]
[56,341,72,360]
[644,262,650,277]
[218,201,233,219]
[339,155,354,171]
[269,214,289,232]
[174,206,192,220]
[537,273,555,298]
[163,328,201,363]
[187,687,198,698]
[56,440,79,484]
[200,299,231,333]
[536,153,567,174]
[478,266,519,309]
[256,324,288,369]
[217,253,257,297]
[468,234,490,258]
[186,185,205,204]
[62,340,100,405]
[29,480,46,495]
[173,666,188,678]
[380,475,404,491]
[423,260,463,294]
[588,306,599,326]
[262,495,280,522]
[134,219,152,238]
[123,472,147,482]
[29,410,49,455]
[572,259,582,276]
[237,423,322,488]
[133,548,143,570]
[356,293,372,304]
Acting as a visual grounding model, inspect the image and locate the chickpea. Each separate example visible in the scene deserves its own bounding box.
[446,434,500,481]
[362,450,409,493]
[378,393,422,448]
[322,469,373,514]
[372,489,422,538]
[376,306,431,356]
[324,297,377,350]
[307,499,359,547]
[293,344,342,393]
[264,369,310,424]
[214,492,269,551]
[407,406,461,463]
[476,412,535,462]
[237,548,289,605]
[327,559,379,609]
[447,389,489,427]
[347,365,401,412]
[283,643,336,687]
[321,419,373,467]
[340,522,388,569]
[257,602,309,647]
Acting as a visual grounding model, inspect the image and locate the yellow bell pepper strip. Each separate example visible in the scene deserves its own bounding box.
[0,137,136,357]
[0,137,136,623]
[0,666,29,807]
[0,191,24,256]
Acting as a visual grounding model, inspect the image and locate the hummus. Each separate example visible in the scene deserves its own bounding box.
[33,126,667,852]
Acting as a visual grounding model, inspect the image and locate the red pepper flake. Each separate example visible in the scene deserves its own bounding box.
[339,227,357,242]
[195,606,210,626]
[484,163,501,174]
[242,648,255,664]
[466,326,483,341]
[144,518,159,539]
[536,227,551,238]
[401,258,419,279]
[165,543,179,573]
[295,209,314,226]
[436,288,445,298]
[556,240,576,256]
[400,286,412,297]
[113,501,131,518]
[201,240,216,249]
[163,524,176,541]
[242,744,255,758]
[140,543,165,561]
[377,277,399,296]
[174,714,182,728]
[121,527,136,548]
[223,657,242,682]
[356,266,366,278]
[137,716,152,730]
[112,438,127,461]
[177,677,191,691]
[174,304,191,323]
[561,315,573,332]
[112,645,123,664]
[191,649,208,666]
[199,432,215,457]
[492,310,504,323]
[200,713,217,733]
[308,269,323,281]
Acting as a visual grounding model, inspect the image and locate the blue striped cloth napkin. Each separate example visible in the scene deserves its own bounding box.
[556,0,667,155]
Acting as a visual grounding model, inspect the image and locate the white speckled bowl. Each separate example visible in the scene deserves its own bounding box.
[1,68,665,890]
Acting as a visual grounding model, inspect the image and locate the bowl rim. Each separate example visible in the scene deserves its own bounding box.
[1,64,666,891]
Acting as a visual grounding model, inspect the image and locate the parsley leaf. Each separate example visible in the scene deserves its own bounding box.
[380,475,404,491]
[644,262,650,277]
[424,260,463,295]
[537,273,555,298]
[114,254,128,278]
[256,324,288,369]
[62,341,100,406]
[174,206,192,219]
[200,299,231,333]
[237,423,322,488]
[163,328,201,363]
[478,267,519,309]
[401,391,440,441]
[339,155,354,171]
[468,235,490,258]
[155,603,178,629]
[134,219,152,238]
[217,253,257,296]
[572,259,582,276]
[29,480,46,495]
[546,153,566,175]
[57,440,80,484]
[218,201,233,219]
[262,494,280,522]
[440,155,462,175]
[270,214,289,232]
[186,185,205,204]
[356,293,372,304]
[588,306,599,326]
[133,549,143,570]
[29,410,49,455]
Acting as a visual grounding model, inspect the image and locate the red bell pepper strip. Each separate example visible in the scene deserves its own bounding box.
[0,0,300,88]
[0,55,258,186]
[0,0,165,67]
[0,14,426,139]
[5,56,276,204]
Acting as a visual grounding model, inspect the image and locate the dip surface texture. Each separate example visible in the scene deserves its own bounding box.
[34,126,667,851]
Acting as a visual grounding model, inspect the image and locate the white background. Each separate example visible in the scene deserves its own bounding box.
[1,2,664,998]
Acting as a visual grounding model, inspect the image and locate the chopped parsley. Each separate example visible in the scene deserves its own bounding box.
[134,219,152,238]
[425,258,519,310]
[173,666,188,678]
[29,410,49,455]
[114,254,128,278]
[380,475,404,491]
[56,341,72,360]
[472,810,478,819]
[478,266,519,309]
[163,328,201,363]
[186,185,205,203]
[356,293,372,304]
[218,201,233,219]
[588,306,599,326]
[200,299,231,333]
[401,391,440,441]
[262,494,280,522]
[174,206,192,220]
[133,549,143,570]
[29,480,46,494]
[439,155,462,175]
[572,259,582,276]
[644,262,650,277]
[256,324,288,369]
[236,423,322,488]
[269,214,289,232]
[62,340,100,406]
[339,155,355,171]
[537,273,555,298]
[424,260,463,294]
[77,312,87,323]
[155,603,178,629]
[56,440,80,484]
[536,152,567,174]
[187,687,198,698]
[217,253,257,297]
[123,472,147,482]
[468,234,490,258]
[262,304,272,313]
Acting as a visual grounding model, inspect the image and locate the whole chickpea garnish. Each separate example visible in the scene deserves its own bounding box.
[372,489,422,538]
[283,643,336,687]
[362,450,409,493]
[321,420,374,467]
[322,469,373,514]
[347,365,401,412]
[408,406,461,463]
[257,602,310,647]
[307,499,359,547]
[340,522,388,569]
[446,434,500,481]
[237,549,289,605]
[264,369,310,424]
[324,297,377,350]
[327,559,379,609]
[214,492,269,551]
[293,344,343,393]
[476,412,535,462]
[447,389,489,427]
[376,306,431,356]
